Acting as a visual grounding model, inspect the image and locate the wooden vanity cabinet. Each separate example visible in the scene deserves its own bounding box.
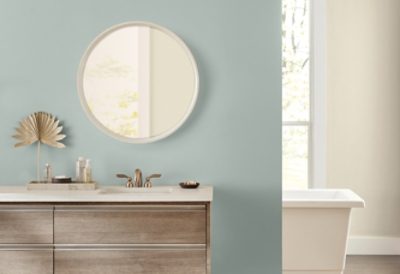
[0,249,53,274]
[0,206,53,244]
[54,204,207,244]
[54,249,206,274]
[0,203,211,274]
[0,205,54,274]
[53,203,210,274]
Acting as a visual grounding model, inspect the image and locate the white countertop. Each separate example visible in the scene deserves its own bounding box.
[0,186,213,202]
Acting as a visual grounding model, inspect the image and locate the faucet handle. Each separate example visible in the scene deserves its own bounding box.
[116,174,130,179]
[144,174,162,188]
[116,174,134,188]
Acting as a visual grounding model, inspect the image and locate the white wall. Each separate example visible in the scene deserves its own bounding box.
[326,0,400,246]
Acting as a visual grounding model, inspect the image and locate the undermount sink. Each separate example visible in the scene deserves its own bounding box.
[97,186,174,195]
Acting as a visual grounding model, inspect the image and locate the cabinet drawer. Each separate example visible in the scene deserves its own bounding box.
[55,249,206,274]
[0,207,53,244]
[54,205,206,244]
[0,250,53,274]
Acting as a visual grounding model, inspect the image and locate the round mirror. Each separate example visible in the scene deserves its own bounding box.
[77,22,199,143]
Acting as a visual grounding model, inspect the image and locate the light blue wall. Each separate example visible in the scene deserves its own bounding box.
[0,0,281,273]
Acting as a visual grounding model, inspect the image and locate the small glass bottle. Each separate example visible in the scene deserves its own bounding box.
[43,163,52,183]
[84,159,92,183]
[76,157,85,182]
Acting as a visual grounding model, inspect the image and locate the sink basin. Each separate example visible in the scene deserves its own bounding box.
[98,187,174,195]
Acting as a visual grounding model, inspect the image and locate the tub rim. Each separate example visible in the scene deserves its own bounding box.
[282,188,365,208]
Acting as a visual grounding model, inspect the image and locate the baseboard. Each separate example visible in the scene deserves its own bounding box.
[347,236,400,255]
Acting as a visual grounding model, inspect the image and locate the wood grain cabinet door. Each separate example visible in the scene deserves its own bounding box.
[0,250,53,274]
[0,206,53,244]
[54,205,206,244]
[54,249,206,274]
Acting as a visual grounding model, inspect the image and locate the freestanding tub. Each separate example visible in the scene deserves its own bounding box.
[283,189,365,274]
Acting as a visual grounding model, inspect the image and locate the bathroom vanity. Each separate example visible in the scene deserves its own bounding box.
[0,186,212,274]
[1,19,210,274]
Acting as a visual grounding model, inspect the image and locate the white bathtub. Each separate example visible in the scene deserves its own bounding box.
[283,189,365,274]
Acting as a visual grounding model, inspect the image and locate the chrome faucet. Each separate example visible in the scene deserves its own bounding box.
[144,174,162,188]
[116,170,161,188]
[116,174,134,188]
[134,169,143,187]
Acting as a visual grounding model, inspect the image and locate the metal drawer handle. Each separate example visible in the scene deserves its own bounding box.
[54,244,206,251]
[0,244,53,251]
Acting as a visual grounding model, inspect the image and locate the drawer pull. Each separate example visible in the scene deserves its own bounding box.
[0,207,53,212]
[54,244,206,251]
[55,205,205,212]
[0,244,53,251]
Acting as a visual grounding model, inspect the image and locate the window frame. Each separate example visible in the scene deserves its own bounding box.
[309,0,327,188]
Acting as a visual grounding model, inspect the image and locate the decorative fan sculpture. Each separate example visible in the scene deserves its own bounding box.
[13,112,66,181]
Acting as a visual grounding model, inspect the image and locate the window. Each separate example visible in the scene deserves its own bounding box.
[282,0,311,189]
[282,0,327,190]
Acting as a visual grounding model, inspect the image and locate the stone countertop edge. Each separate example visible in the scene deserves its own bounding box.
[0,186,213,202]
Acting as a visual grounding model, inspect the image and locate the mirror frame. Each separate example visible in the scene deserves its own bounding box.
[77,21,199,144]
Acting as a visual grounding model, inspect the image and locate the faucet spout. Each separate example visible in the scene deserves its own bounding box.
[134,169,143,187]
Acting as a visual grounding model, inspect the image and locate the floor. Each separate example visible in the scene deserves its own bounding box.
[345,256,400,274]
